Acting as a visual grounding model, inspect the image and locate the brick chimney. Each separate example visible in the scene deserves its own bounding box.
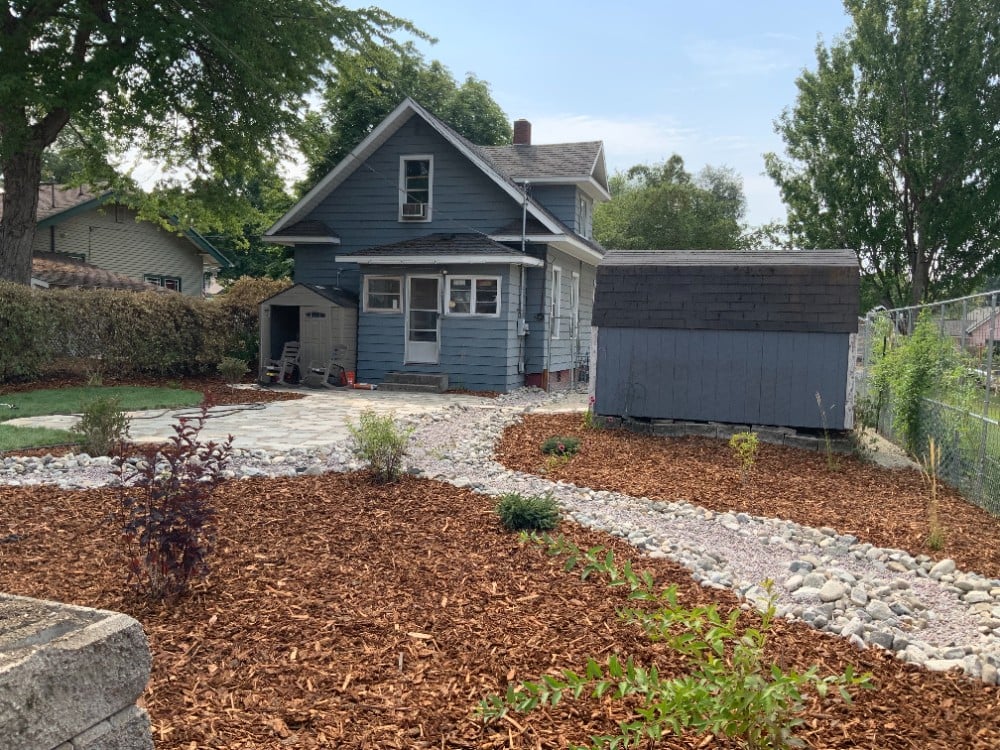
[513,119,531,146]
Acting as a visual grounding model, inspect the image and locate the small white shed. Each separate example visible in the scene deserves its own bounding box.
[259,284,358,381]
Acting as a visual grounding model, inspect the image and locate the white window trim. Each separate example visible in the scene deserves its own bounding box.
[363,275,403,313]
[551,265,562,339]
[445,275,502,318]
[570,271,581,338]
[578,195,593,239]
[398,154,433,222]
[144,274,182,292]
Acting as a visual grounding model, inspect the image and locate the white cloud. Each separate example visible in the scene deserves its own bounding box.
[683,39,795,79]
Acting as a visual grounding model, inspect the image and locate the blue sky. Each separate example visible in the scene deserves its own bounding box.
[346,0,853,228]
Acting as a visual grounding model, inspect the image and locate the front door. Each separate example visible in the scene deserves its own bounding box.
[405,276,440,363]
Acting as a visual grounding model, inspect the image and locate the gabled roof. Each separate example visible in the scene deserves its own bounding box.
[477,141,610,201]
[263,219,341,246]
[267,98,603,263]
[335,232,543,267]
[261,282,358,308]
[31,252,166,292]
[5,183,231,267]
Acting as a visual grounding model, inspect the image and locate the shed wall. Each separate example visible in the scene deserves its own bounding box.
[594,328,850,430]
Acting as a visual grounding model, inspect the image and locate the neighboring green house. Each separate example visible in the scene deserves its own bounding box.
[22,184,230,296]
[265,98,609,392]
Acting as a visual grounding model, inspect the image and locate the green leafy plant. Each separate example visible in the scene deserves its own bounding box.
[113,406,232,600]
[581,395,601,430]
[347,410,414,483]
[729,431,759,481]
[921,437,946,550]
[495,493,560,531]
[541,435,581,457]
[71,396,130,456]
[479,535,872,749]
[217,356,248,384]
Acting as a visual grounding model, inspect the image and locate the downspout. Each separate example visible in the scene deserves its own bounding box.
[518,182,529,377]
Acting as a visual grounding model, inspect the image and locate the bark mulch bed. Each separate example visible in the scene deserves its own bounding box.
[497,414,1000,582]
[1,473,998,748]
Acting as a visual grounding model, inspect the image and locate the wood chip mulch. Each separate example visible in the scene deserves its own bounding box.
[497,414,1000,584]
[1,471,999,748]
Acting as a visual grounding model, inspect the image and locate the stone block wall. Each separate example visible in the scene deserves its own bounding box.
[0,594,152,750]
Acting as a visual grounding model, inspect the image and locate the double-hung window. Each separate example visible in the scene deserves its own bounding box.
[144,274,182,292]
[550,265,562,339]
[399,155,433,221]
[446,276,500,316]
[364,276,402,312]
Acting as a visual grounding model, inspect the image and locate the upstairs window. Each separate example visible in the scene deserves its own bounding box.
[446,276,500,316]
[399,155,433,221]
[578,195,593,239]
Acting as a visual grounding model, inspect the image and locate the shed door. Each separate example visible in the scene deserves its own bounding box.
[405,276,440,364]
[300,306,332,368]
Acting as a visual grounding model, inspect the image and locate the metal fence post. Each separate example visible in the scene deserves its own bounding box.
[978,293,997,498]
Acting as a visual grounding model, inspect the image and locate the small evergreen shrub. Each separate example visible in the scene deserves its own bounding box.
[347,410,414,483]
[217,356,248,384]
[541,435,581,457]
[113,406,232,600]
[729,431,759,481]
[496,493,560,531]
[71,397,130,456]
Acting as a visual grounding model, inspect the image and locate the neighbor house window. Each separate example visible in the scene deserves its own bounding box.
[364,276,402,312]
[399,155,433,221]
[446,276,500,316]
[144,274,181,292]
[550,265,562,339]
[570,271,581,338]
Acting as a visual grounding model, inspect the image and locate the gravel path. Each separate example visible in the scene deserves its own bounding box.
[4,389,999,685]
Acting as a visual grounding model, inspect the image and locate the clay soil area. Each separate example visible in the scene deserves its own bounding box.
[498,414,1000,581]
[2,471,999,748]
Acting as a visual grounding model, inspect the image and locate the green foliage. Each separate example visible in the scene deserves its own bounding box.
[815,393,840,471]
[0,425,77,453]
[217,357,248,384]
[300,40,511,186]
[541,435,581,457]
[729,431,759,480]
[765,0,1000,307]
[480,535,872,749]
[0,0,422,283]
[594,155,748,251]
[71,397,130,456]
[871,314,969,454]
[0,386,200,422]
[0,279,284,382]
[495,493,560,532]
[113,407,232,600]
[347,410,414,483]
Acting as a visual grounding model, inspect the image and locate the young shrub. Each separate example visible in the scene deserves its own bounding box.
[581,395,601,430]
[112,406,232,600]
[729,430,759,481]
[217,356,248,384]
[921,437,946,550]
[496,493,560,531]
[347,410,414,483]
[480,535,873,749]
[541,435,581,457]
[71,397,130,456]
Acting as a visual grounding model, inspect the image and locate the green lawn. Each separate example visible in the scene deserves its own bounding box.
[0,386,202,423]
[0,425,78,453]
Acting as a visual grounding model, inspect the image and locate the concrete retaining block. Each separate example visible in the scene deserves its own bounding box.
[0,594,152,750]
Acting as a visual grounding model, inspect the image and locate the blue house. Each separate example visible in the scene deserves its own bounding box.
[264,98,609,392]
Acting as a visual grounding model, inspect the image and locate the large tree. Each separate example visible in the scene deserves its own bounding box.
[594,155,748,250]
[299,41,511,185]
[765,0,1000,308]
[0,1,417,284]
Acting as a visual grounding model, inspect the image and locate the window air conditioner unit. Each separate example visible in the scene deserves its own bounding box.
[402,202,427,218]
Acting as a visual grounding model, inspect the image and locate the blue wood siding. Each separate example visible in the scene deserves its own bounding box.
[545,247,597,374]
[356,264,523,392]
[293,113,525,292]
[594,328,851,429]
[530,185,577,229]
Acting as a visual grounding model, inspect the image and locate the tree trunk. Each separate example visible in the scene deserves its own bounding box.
[0,148,44,285]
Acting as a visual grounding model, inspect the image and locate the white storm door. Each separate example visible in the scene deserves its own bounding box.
[405,276,440,363]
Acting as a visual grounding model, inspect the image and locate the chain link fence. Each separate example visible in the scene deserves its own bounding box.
[858,291,1000,515]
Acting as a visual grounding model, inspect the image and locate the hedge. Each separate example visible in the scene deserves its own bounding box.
[0,277,290,382]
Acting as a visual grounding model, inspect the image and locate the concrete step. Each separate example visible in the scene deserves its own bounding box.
[383,372,449,391]
[377,383,444,394]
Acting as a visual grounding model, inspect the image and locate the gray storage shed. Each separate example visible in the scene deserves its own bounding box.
[259,284,358,381]
[591,250,860,430]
